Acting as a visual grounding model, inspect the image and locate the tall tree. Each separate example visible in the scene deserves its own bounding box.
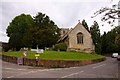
[31,12,60,49]
[101,26,120,54]
[6,14,34,50]
[114,26,120,52]
[101,32,107,54]
[105,30,116,53]
[90,21,101,54]
[115,34,120,52]
[82,19,89,32]
[91,1,120,54]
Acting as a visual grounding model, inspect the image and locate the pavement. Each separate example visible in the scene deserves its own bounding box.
[1,57,119,79]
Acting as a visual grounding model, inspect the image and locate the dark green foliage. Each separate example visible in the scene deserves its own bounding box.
[31,12,60,48]
[115,26,120,52]
[116,34,120,52]
[90,21,101,54]
[82,19,89,32]
[101,26,120,53]
[6,12,60,50]
[91,1,120,54]
[54,43,67,51]
[101,32,107,53]
[6,14,34,50]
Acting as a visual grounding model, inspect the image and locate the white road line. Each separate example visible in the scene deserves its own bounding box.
[7,69,53,78]
[61,71,84,78]
[17,69,26,70]
[92,64,106,69]
[4,68,13,70]
[3,68,26,71]
[7,76,14,78]
[3,71,20,73]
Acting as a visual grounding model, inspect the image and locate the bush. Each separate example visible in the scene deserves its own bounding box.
[54,43,67,51]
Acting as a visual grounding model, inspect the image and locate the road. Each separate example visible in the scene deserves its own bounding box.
[1,57,119,79]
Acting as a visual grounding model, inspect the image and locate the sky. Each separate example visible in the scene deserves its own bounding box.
[0,0,119,42]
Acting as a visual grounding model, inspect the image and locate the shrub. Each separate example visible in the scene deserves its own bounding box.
[54,43,67,51]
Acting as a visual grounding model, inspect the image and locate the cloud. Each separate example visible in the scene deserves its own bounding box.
[0,0,119,42]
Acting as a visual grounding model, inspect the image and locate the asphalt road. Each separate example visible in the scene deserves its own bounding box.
[1,57,119,79]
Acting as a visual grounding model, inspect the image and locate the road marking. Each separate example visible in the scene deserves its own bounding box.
[92,64,106,69]
[7,69,53,78]
[3,71,19,73]
[4,68,13,70]
[6,66,82,78]
[3,68,26,71]
[17,69,26,70]
[7,76,14,78]
[61,71,84,78]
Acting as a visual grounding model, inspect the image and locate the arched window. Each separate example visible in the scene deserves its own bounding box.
[77,32,83,44]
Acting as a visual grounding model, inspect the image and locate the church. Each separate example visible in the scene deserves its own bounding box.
[58,22,95,53]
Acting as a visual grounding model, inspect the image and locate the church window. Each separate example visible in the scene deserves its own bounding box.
[77,32,83,44]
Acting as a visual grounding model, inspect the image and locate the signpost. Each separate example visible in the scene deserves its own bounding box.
[35,53,40,66]
[35,53,40,59]
[23,47,27,57]
[23,48,28,65]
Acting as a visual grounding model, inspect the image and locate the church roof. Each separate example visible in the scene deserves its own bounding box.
[57,28,73,42]
[58,22,90,43]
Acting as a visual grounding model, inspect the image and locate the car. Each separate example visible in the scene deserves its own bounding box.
[117,55,120,61]
[112,53,118,58]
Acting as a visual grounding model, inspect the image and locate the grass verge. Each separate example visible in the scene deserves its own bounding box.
[2,51,104,60]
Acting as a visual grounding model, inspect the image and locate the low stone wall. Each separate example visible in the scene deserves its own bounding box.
[2,55,106,68]
[2,55,17,64]
[39,58,105,68]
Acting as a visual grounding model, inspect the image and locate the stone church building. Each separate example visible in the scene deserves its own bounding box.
[58,22,95,53]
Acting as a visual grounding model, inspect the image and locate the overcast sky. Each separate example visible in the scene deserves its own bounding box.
[0,0,119,42]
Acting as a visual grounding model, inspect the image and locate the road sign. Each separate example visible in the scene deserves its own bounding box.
[35,53,40,59]
[17,58,23,65]
[35,54,40,57]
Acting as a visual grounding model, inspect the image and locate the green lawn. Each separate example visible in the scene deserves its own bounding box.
[2,51,104,60]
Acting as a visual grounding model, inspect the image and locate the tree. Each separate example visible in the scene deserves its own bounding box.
[105,30,116,53]
[91,1,120,54]
[6,14,34,50]
[91,1,120,26]
[31,12,60,49]
[90,21,101,54]
[114,26,120,52]
[54,43,67,51]
[101,32,107,54]
[101,26,120,54]
[116,34,120,52]
[82,19,89,32]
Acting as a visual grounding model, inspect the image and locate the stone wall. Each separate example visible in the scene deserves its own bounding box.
[2,55,106,68]
[2,55,17,64]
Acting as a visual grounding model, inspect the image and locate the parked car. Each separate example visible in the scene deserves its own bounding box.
[112,53,118,58]
[117,55,120,61]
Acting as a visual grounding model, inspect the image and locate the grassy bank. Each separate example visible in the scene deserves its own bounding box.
[2,51,104,60]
